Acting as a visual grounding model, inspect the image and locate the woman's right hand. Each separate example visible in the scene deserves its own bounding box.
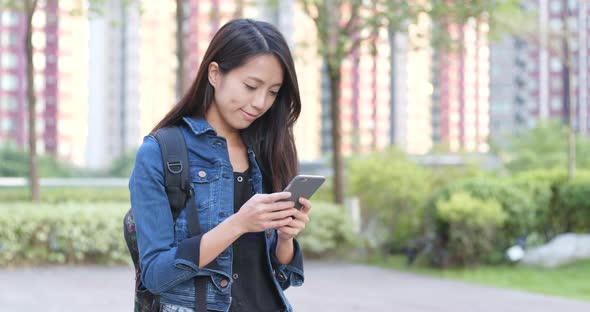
[233,192,298,234]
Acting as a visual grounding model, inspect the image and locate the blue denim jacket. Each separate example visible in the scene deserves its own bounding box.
[129,117,304,312]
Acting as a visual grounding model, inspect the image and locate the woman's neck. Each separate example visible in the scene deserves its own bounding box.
[204,108,242,146]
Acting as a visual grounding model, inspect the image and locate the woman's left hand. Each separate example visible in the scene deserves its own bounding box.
[276,197,311,241]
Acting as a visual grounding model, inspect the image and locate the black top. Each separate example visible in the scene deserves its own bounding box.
[229,169,285,312]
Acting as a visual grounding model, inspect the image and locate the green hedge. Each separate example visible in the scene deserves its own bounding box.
[298,202,357,258]
[435,192,507,266]
[0,201,354,266]
[557,177,590,232]
[511,169,590,239]
[348,148,432,249]
[424,170,590,267]
[428,177,536,250]
[0,203,130,266]
[0,187,129,203]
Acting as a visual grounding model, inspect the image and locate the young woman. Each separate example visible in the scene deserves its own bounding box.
[129,19,310,312]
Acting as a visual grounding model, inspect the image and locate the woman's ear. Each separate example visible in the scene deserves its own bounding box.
[208,62,220,88]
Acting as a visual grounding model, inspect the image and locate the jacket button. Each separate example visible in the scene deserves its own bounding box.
[277,273,286,282]
[232,273,239,280]
[220,279,229,288]
[198,170,207,178]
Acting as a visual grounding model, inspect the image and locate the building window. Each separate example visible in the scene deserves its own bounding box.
[36,119,45,134]
[33,53,45,70]
[550,19,562,32]
[35,97,45,113]
[0,96,17,112]
[1,53,18,69]
[32,11,46,28]
[1,75,18,91]
[551,78,562,90]
[32,32,46,49]
[1,119,14,132]
[551,97,562,110]
[1,32,18,47]
[1,11,19,26]
[550,1,562,13]
[34,74,45,92]
[550,57,562,72]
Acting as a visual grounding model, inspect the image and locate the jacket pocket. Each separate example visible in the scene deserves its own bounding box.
[190,163,220,212]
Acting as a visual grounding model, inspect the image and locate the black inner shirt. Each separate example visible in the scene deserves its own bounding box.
[229,168,284,312]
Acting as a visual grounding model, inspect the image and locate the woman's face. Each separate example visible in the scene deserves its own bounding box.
[207,54,284,132]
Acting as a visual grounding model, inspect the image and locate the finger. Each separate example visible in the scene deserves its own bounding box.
[286,219,306,230]
[298,197,312,213]
[291,210,310,224]
[277,226,298,236]
[260,192,292,203]
[264,200,295,212]
[268,217,292,229]
[267,208,298,221]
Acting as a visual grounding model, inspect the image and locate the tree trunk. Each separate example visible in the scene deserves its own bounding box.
[175,0,185,99]
[562,0,575,181]
[388,28,397,146]
[25,0,40,202]
[327,61,344,204]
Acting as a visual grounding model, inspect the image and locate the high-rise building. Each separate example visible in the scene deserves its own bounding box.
[137,1,177,143]
[433,18,490,152]
[489,0,590,138]
[87,0,177,169]
[390,12,433,155]
[87,0,141,169]
[320,13,392,156]
[57,0,90,166]
[0,3,59,155]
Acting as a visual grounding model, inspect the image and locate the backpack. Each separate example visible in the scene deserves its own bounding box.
[123,126,207,312]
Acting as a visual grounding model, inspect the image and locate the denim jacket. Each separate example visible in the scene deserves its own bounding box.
[129,117,304,312]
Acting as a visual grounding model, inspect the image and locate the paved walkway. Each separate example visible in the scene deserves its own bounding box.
[1,261,589,311]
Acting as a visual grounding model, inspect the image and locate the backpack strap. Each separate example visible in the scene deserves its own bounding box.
[154,126,206,312]
[154,127,190,220]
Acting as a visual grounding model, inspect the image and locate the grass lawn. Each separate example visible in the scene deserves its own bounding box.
[369,255,590,302]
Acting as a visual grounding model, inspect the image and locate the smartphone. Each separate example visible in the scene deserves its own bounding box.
[281,175,326,209]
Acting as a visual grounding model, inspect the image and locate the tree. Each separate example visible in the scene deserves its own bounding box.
[485,0,580,180]
[0,0,139,201]
[299,0,427,204]
[490,119,590,172]
[299,0,522,203]
[0,0,41,201]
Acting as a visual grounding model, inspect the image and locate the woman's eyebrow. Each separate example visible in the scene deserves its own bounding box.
[247,76,282,87]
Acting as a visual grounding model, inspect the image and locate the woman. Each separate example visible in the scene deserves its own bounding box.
[130,19,310,312]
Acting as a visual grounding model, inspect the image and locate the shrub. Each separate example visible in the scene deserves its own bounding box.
[349,148,432,249]
[436,192,507,266]
[297,202,357,258]
[0,187,129,203]
[0,201,354,266]
[556,177,590,232]
[511,169,590,240]
[0,203,129,266]
[428,178,535,248]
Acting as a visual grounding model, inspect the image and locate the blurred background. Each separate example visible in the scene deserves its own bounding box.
[1,0,590,309]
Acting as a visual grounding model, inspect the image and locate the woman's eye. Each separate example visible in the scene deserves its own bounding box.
[244,84,256,90]
[270,90,279,96]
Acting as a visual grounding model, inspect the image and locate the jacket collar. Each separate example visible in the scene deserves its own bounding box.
[182,116,216,136]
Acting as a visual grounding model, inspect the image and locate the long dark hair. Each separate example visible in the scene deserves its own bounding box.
[153,19,301,192]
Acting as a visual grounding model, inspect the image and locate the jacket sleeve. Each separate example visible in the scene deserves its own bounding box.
[269,235,305,290]
[130,135,230,294]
